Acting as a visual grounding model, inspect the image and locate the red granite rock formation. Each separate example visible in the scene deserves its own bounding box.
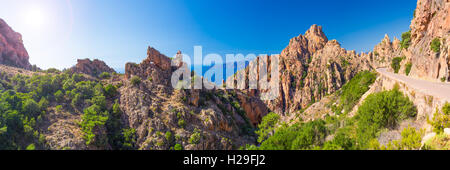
[0,18,31,69]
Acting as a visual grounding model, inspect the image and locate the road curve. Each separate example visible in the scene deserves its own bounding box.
[376,68,450,102]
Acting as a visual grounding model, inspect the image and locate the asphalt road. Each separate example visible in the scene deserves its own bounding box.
[377,68,450,101]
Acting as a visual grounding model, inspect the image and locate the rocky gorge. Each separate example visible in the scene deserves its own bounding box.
[0,0,449,150]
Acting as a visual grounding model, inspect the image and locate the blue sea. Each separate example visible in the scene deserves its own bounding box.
[114,62,249,85]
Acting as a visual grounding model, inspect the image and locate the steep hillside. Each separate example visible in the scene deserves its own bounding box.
[118,47,256,150]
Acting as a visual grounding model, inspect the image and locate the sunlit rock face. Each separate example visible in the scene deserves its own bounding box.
[227,25,373,118]
[0,18,32,69]
[71,58,116,77]
[408,0,449,81]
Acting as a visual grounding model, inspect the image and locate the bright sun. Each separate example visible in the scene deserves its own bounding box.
[23,6,47,30]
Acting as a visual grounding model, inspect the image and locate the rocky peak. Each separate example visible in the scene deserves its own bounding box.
[144,46,172,71]
[370,33,402,68]
[228,25,372,120]
[71,58,116,77]
[393,37,401,50]
[382,34,391,44]
[304,24,328,52]
[125,46,175,86]
[0,18,32,69]
[281,25,328,63]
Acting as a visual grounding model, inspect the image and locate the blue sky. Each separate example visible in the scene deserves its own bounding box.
[0,0,417,70]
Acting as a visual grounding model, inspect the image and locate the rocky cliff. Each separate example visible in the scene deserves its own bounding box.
[0,18,31,69]
[408,0,449,82]
[228,25,373,120]
[120,47,255,150]
[71,58,116,77]
[367,35,402,69]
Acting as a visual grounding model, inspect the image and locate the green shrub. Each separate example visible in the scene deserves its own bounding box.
[91,95,107,110]
[22,99,39,117]
[371,126,424,150]
[46,68,61,74]
[258,120,327,150]
[255,112,280,143]
[165,131,173,143]
[427,103,450,134]
[391,57,403,73]
[393,126,424,150]
[405,62,412,76]
[26,144,36,150]
[99,72,111,79]
[80,104,109,145]
[339,71,377,114]
[355,88,417,148]
[38,97,49,112]
[174,143,183,150]
[122,128,136,149]
[400,30,411,49]
[54,90,64,102]
[103,84,117,98]
[55,105,63,112]
[430,38,441,53]
[323,126,356,150]
[189,131,201,144]
[71,93,83,108]
[178,118,186,128]
[130,76,141,86]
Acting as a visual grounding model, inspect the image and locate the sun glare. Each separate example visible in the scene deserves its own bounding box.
[23,6,47,30]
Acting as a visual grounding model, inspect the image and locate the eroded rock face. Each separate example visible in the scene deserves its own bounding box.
[228,25,373,120]
[125,46,174,85]
[0,18,31,69]
[236,91,269,126]
[408,0,449,81]
[71,59,116,77]
[369,35,402,69]
[119,47,255,150]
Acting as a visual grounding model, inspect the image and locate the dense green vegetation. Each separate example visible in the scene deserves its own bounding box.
[253,120,327,150]
[99,72,111,79]
[244,70,418,150]
[355,87,417,148]
[400,30,411,49]
[391,57,403,74]
[0,70,133,150]
[335,71,377,115]
[430,38,441,53]
[255,112,279,143]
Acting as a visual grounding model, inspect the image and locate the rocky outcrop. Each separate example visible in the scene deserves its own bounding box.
[369,34,402,69]
[119,47,255,150]
[235,91,269,126]
[125,47,174,85]
[71,59,116,77]
[228,25,373,120]
[408,0,449,81]
[0,18,31,69]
